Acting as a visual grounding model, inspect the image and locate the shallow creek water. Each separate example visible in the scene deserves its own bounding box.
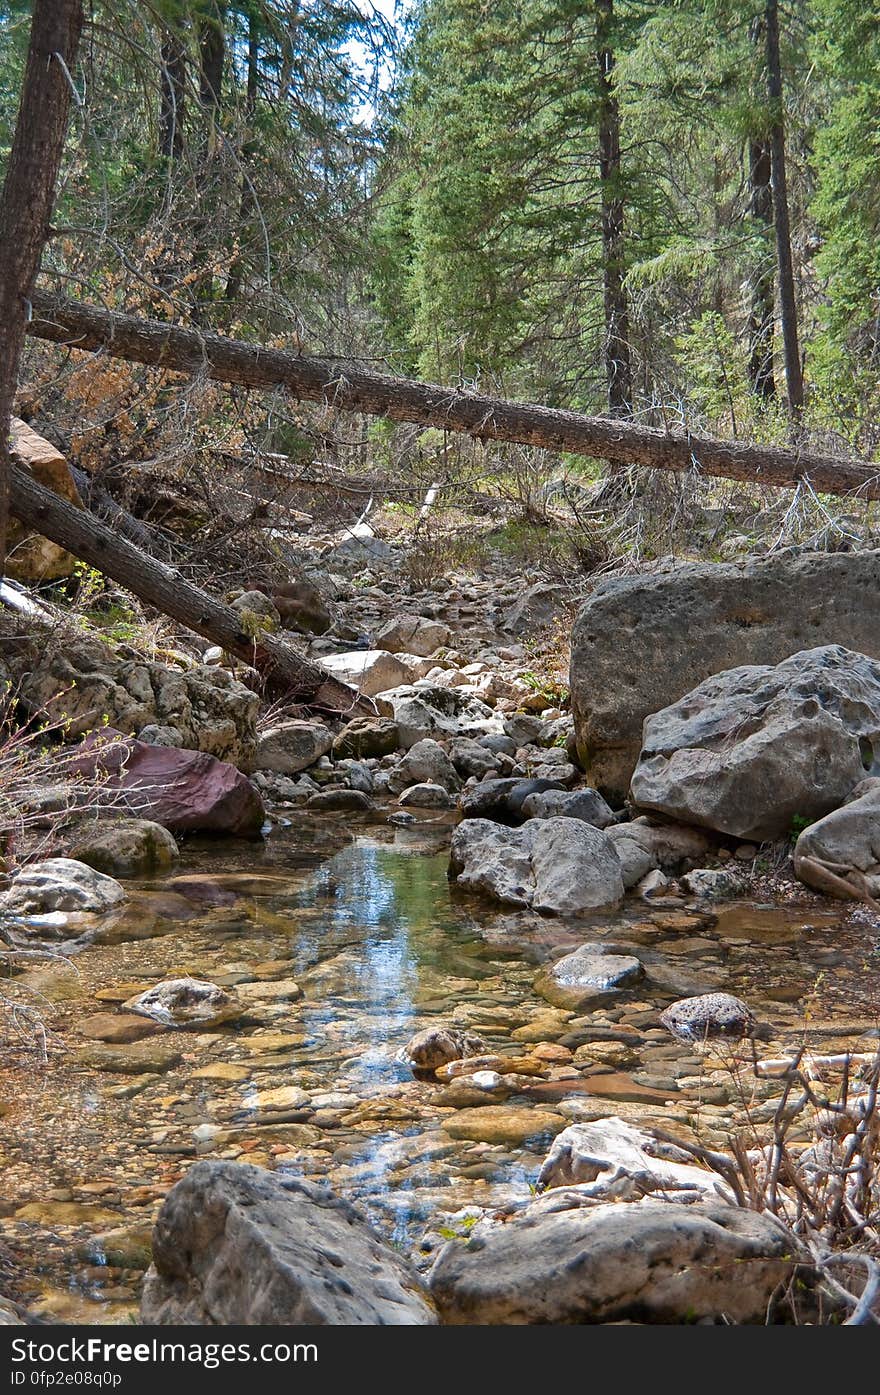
[1,810,879,1323]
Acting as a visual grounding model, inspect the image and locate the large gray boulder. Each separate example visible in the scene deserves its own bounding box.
[449,817,625,913]
[793,777,880,897]
[141,1161,436,1324]
[630,646,880,840]
[606,818,712,887]
[22,634,259,769]
[428,1196,800,1324]
[1,858,126,914]
[320,650,414,697]
[253,720,333,775]
[570,551,880,799]
[70,818,179,877]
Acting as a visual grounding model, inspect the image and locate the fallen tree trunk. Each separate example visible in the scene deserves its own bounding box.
[27,291,880,500]
[8,461,373,718]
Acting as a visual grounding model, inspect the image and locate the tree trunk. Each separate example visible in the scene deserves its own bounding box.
[595,0,632,419]
[0,0,84,577]
[198,4,225,116]
[159,26,187,161]
[8,460,372,717]
[747,136,776,399]
[26,291,880,501]
[765,0,803,417]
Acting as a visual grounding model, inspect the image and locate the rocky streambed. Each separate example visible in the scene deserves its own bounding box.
[1,808,878,1323]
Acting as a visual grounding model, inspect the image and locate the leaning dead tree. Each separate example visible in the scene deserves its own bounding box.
[0,0,84,572]
[9,460,374,718]
[27,292,880,500]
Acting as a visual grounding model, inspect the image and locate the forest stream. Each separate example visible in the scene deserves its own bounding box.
[1,808,878,1324]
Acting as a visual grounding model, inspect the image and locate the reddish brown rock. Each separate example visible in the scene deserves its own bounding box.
[70,731,265,835]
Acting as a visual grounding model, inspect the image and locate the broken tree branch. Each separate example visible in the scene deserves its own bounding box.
[7,460,373,718]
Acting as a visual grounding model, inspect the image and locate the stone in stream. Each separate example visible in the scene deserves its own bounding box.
[68,731,266,835]
[78,1012,160,1044]
[441,1105,564,1146]
[449,817,625,913]
[124,978,241,1030]
[307,788,374,812]
[141,1161,437,1324]
[536,1117,734,1202]
[70,819,180,878]
[0,858,127,914]
[535,947,644,1011]
[427,1196,803,1324]
[660,993,756,1042]
[458,777,565,823]
[630,646,880,841]
[680,868,748,898]
[570,549,880,800]
[605,818,712,888]
[400,1026,487,1073]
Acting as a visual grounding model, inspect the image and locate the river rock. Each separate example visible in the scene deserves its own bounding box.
[520,787,614,827]
[141,1161,436,1324]
[307,788,373,811]
[401,1026,487,1072]
[441,1105,563,1145]
[320,650,413,697]
[253,720,333,774]
[459,777,567,823]
[332,718,400,760]
[793,777,880,896]
[659,993,756,1041]
[231,590,281,628]
[630,646,880,840]
[680,868,748,898]
[428,1196,800,1323]
[389,737,461,794]
[570,550,880,799]
[69,731,265,834]
[606,818,712,887]
[124,977,240,1029]
[70,818,179,877]
[374,614,451,657]
[535,947,643,1010]
[537,1117,733,1202]
[398,783,456,809]
[1,858,127,914]
[447,737,503,780]
[22,633,259,768]
[449,817,624,913]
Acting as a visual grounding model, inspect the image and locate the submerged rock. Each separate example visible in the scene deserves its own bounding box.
[535,946,643,1010]
[1,858,127,914]
[141,1161,436,1324]
[124,977,240,1029]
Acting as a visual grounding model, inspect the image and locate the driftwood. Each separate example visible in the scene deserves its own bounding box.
[27,290,880,501]
[8,460,374,718]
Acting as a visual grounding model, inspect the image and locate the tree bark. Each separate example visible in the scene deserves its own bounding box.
[26,291,880,500]
[765,0,804,417]
[159,26,187,161]
[0,0,84,576]
[8,460,372,717]
[747,136,776,399]
[595,0,632,418]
